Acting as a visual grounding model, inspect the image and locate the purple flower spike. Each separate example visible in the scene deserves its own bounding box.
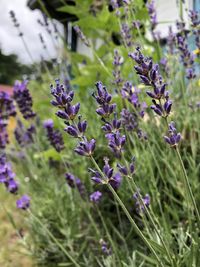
[133,190,150,214]
[6,179,19,194]
[90,191,102,203]
[65,173,85,197]
[164,121,181,147]
[44,119,64,152]
[14,80,36,120]
[16,195,30,210]
[75,138,96,157]
[107,132,126,158]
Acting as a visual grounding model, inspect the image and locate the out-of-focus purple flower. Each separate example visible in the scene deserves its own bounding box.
[100,239,112,255]
[133,190,150,214]
[146,0,157,31]
[0,91,16,119]
[90,191,102,203]
[0,154,16,184]
[14,120,35,147]
[167,26,176,54]
[73,25,90,47]
[44,119,64,152]
[74,138,96,157]
[0,123,9,149]
[113,49,123,87]
[164,121,181,147]
[9,10,23,36]
[13,80,36,120]
[6,179,19,194]
[121,109,138,131]
[189,10,200,27]
[121,23,132,47]
[16,195,30,210]
[65,173,85,197]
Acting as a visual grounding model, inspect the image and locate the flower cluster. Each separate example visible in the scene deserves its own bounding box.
[93,81,116,118]
[0,154,18,194]
[50,80,95,157]
[0,91,16,149]
[100,239,112,256]
[177,36,196,79]
[43,119,64,152]
[117,157,135,176]
[146,0,157,32]
[129,47,172,117]
[164,121,181,148]
[112,49,123,87]
[89,158,121,189]
[121,23,132,47]
[16,195,30,210]
[65,173,85,197]
[133,190,150,214]
[189,10,200,51]
[90,191,102,203]
[14,120,35,147]
[14,80,36,120]
[9,10,23,36]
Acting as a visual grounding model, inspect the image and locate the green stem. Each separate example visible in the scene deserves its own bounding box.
[28,210,80,267]
[175,148,200,228]
[90,156,165,267]
[130,178,175,266]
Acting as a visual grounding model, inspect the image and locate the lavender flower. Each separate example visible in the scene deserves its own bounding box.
[65,117,87,138]
[9,10,23,36]
[117,157,135,176]
[113,49,123,87]
[51,79,79,122]
[74,138,96,157]
[16,195,30,210]
[121,23,132,47]
[14,80,36,120]
[107,132,126,158]
[6,179,19,194]
[65,173,85,197]
[90,191,102,203]
[0,123,9,149]
[73,25,90,47]
[44,119,64,152]
[129,47,173,117]
[100,239,112,255]
[167,26,176,54]
[89,158,121,189]
[14,120,35,147]
[146,0,157,31]
[164,121,181,147]
[133,190,150,214]
[121,109,138,131]
[0,91,16,119]
[93,82,116,118]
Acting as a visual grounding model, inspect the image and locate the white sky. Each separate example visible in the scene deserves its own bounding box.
[0,0,64,64]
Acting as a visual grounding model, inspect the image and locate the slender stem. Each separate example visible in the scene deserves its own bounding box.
[175,148,200,228]
[107,183,165,267]
[28,210,80,267]
[90,156,165,267]
[130,178,175,266]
